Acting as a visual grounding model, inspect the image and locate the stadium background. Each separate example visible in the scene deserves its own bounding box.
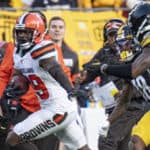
[0,9,126,68]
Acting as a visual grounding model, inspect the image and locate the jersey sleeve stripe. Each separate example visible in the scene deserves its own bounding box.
[31,44,55,59]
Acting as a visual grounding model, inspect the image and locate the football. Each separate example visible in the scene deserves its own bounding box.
[12,75,30,95]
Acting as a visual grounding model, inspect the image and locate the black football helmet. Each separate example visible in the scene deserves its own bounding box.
[116,24,141,61]
[117,25,133,42]
[103,18,124,42]
[128,2,150,43]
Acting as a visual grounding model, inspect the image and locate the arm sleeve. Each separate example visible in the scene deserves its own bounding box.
[0,43,14,97]
[39,57,73,93]
[91,48,104,62]
[81,49,103,84]
[105,63,132,79]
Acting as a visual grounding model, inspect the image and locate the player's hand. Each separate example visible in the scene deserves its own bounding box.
[83,59,102,73]
[83,60,108,75]
[0,116,10,135]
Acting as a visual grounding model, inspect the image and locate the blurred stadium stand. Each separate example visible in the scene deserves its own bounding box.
[0,7,128,68]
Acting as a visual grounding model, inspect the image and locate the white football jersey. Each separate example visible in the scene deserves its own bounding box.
[13,40,74,112]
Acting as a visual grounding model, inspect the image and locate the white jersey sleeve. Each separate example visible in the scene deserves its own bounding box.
[31,40,58,61]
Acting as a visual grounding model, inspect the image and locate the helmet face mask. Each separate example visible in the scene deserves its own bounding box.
[117,39,134,61]
[14,12,45,50]
[103,18,124,42]
[15,28,34,50]
[118,39,132,52]
[116,25,141,61]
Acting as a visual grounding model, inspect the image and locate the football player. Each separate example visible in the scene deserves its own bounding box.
[0,41,40,150]
[84,2,150,150]
[98,24,146,150]
[6,12,89,150]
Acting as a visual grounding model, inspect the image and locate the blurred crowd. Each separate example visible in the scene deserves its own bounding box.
[0,0,148,19]
[0,0,145,16]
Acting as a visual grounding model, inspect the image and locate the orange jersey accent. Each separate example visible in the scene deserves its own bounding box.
[71,73,80,84]
[31,43,55,59]
[20,85,41,112]
[0,42,41,112]
[43,31,52,40]
[53,113,67,124]
[55,44,73,86]
[0,42,14,97]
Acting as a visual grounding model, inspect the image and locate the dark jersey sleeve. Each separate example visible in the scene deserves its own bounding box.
[62,41,80,76]
[91,48,104,62]
[80,48,104,84]
[71,52,79,75]
[82,45,123,87]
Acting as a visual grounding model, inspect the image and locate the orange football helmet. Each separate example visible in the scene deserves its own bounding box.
[14,12,46,50]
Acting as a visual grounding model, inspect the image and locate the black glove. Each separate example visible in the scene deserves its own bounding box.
[0,116,10,135]
[68,89,87,98]
[83,60,108,75]
[7,98,21,112]
[83,59,102,73]
[1,96,21,119]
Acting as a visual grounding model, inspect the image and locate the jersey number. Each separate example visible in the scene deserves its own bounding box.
[28,74,49,99]
[132,76,150,100]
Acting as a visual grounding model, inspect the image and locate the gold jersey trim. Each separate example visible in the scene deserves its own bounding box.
[141,32,150,47]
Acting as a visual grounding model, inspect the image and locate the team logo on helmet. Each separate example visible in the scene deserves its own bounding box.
[14,12,46,50]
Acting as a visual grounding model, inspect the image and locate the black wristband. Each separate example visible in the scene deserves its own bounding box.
[105,63,132,79]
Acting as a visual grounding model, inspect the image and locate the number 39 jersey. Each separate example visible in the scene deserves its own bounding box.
[131,69,150,102]
[13,40,74,112]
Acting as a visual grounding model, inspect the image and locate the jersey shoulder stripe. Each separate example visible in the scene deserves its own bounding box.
[31,43,55,59]
[141,32,150,47]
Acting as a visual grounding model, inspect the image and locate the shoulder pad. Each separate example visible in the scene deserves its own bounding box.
[31,40,56,59]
